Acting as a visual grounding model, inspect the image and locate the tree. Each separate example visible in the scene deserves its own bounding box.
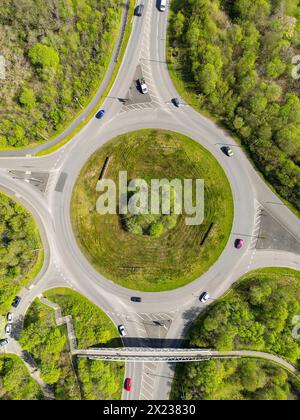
[28,44,60,69]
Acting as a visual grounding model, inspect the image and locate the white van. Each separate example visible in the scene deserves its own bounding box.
[159,0,167,12]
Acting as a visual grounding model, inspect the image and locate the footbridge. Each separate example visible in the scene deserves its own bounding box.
[72,348,300,376]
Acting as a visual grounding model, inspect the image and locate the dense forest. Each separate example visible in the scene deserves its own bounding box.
[20,293,123,400]
[189,269,300,366]
[172,359,300,400]
[0,355,43,400]
[169,0,300,212]
[0,192,42,314]
[0,0,121,149]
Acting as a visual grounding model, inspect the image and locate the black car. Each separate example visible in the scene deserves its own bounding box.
[172,98,183,108]
[131,297,142,303]
[135,4,144,16]
[12,296,21,308]
[0,338,9,347]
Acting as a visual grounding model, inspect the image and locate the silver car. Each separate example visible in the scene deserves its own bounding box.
[5,324,12,336]
[7,313,13,324]
[200,292,210,303]
[118,325,127,337]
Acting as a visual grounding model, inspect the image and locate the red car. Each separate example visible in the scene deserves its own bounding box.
[125,378,132,392]
[235,239,244,249]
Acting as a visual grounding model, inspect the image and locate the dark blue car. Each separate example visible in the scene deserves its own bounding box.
[96,110,106,120]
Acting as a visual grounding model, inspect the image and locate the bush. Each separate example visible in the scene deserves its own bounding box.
[28,44,60,69]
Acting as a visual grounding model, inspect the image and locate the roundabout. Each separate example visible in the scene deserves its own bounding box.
[71,129,233,292]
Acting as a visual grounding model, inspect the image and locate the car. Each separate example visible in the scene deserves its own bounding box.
[172,97,183,108]
[235,239,244,249]
[5,324,11,336]
[200,292,210,303]
[131,297,142,303]
[159,0,167,12]
[0,339,9,348]
[135,4,144,16]
[139,78,148,94]
[96,110,106,120]
[12,296,21,308]
[118,325,127,337]
[7,313,13,324]
[222,146,234,157]
[125,378,132,392]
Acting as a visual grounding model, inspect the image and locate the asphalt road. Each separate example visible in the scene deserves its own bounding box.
[0,0,300,401]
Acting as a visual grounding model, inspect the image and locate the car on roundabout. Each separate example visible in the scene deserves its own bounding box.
[222,146,234,157]
[172,97,184,108]
[235,239,245,249]
[200,292,210,303]
[7,313,13,324]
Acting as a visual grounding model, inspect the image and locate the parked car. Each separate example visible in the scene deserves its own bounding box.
[131,297,142,303]
[200,292,210,303]
[118,325,127,337]
[139,78,148,94]
[96,110,106,120]
[5,324,11,336]
[135,4,144,16]
[7,313,13,324]
[12,296,21,308]
[172,97,183,108]
[0,339,9,348]
[125,378,132,392]
[222,146,234,157]
[235,239,245,249]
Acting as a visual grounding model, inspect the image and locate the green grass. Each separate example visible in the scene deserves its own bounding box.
[0,354,44,400]
[71,129,234,292]
[36,0,135,157]
[0,191,44,315]
[187,268,300,367]
[20,291,124,400]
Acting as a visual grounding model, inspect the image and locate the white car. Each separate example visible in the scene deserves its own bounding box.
[118,325,127,337]
[139,78,148,94]
[7,313,13,324]
[5,324,12,336]
[200,292,210,303]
